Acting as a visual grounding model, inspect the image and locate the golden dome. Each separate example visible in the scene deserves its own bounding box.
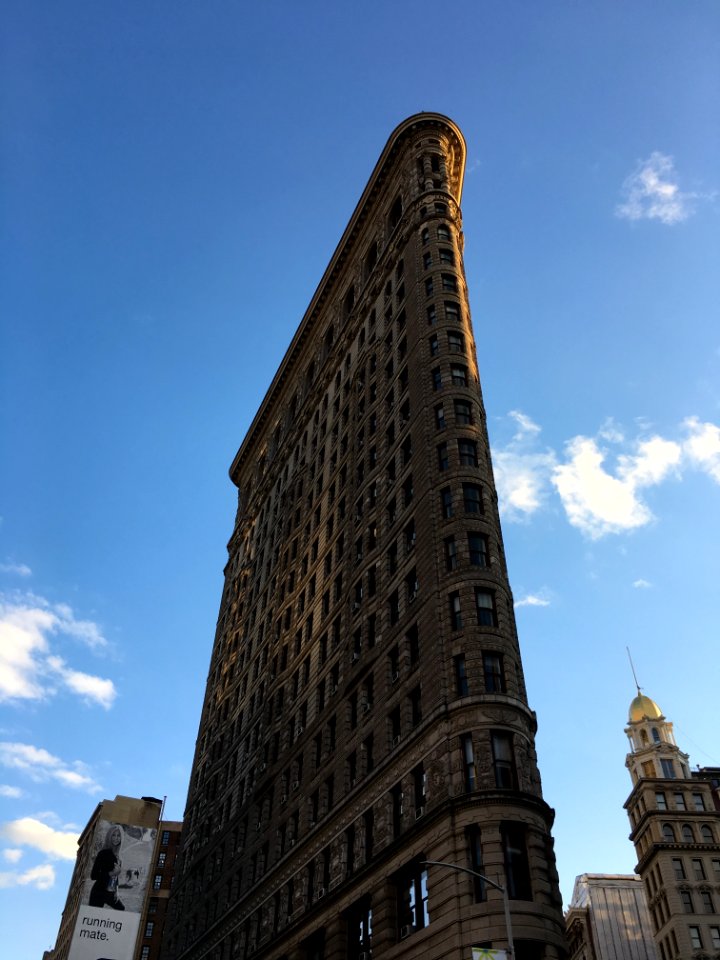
[629,694,663,723]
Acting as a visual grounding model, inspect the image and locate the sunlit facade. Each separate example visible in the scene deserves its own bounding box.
[162,113,567,960]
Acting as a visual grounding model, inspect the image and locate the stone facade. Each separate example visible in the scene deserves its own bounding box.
[625,695,720,959]
[161,113,567,960]
[565,874,658,960]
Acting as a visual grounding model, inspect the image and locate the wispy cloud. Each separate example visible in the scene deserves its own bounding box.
[0,862,56,890]
[0,743,102,794]
[615,151,709,225]
[633,578,652,589]
[0,785,23,798]
[491,411,720,539]
[3,848,23,863]
[515,593,551,609]
[0,593,116,708]
[493,411,556,521]
[0,561,32,577]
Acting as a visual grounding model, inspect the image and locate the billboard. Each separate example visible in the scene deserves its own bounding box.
[68,818,157,960]
[471,950,508,960]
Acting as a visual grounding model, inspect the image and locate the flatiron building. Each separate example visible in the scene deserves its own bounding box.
[163,113,567,960]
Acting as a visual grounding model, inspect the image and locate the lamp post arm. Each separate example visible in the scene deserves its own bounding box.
[420,860,514,960]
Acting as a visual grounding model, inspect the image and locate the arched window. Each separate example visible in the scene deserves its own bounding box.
[662,823,675,842]
[682,824,695,843]
[651,727,661,743]
[641,729,649,745]
[701,824,714,843]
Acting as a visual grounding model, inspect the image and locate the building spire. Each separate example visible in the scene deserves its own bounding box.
[626,647,642,696]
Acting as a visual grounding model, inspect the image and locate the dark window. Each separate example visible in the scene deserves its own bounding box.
[396,863,430,936]
[672,857,685,879]
[441,487,453,518]
[441,273,457,292]
[662,824,675,841]
[466,826,486,901]
[429,333,439,356]
[502,823,532,900]
[655,791,668,810]
[492,731,517,789]
[683,824,695,842]
[458,439,478,466]
[463,482,483,513]
[660,758,676,779]
[445,301,460,322]
[461,733,476,790]
[449,592,463,630]
[468,533,489,567]
[447,330,463,352]
[475,589,496,626]
[451,365,467,387]
[681,890,694,914]
[435,404,446,430]
[483,652,505,692]
[432,367,442,391]
[425,277,434,297]
[346,897,372,960]
[427,304,437,325]
[439,248,455,265]
[437,442,449,471]
[454,399,472,425]
[454,654,469,696]
[444,536,457,571]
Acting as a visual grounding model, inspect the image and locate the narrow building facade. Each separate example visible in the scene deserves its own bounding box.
[162,113,566,960]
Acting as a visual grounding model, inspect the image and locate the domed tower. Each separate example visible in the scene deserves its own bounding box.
[624,690,720,960]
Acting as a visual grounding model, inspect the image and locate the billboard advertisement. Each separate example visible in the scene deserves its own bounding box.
[68,818,157,960]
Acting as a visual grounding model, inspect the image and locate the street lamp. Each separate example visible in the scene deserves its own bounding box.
[420,859,514,960]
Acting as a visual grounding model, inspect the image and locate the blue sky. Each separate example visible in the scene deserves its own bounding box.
[1,2,719,955]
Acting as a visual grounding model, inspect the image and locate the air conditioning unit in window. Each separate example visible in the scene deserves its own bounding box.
[292,780,300,791]
[280,795,288,805]
[400,925,414,940]
[351,651,360,662]
[352,602,361,612]
[288,838,296,848]
[361,701,371,714]
[392,735,401,747]
[415,806,425,819]
[391,671,400,684]
[317,887,326,899]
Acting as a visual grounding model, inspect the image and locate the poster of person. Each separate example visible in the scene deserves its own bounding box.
[68,818,157,960]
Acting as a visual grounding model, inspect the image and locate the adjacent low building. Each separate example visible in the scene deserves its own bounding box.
[565,874,657,960]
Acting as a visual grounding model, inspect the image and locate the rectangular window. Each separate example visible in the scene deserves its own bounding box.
[492,731,517,789]
[454,399,472,425]
[449,592,463,630]
[502,823,532,900]
[461,733,475,790]
[689,926,702,949]
[701,891,715,913]
[463,482,483,513]
[468,533,489,567]
[660,758,676,779]
[145,921,154,938]
[427,305,437,325]
[458,439,478,466]
[441,273,457,292]
[710,927,720,949]
[432,367,442,391]
[423,251,432,270]
[435,404,446,430]
[692,857,706,880]
[655,792,668,810]
[672,857,685,879]
[454,654,469,696]
[441,487,453,518]
[447,331,464,352]
[674,791,686,810]
[450,364,467,387]
[475,589,496,627]
[483,652,505,692]
[153,874,162,890]
[466,826,486,901]
[693,792,705,811]
[439,248,454,265]
[445,301,460,323]
[425,277,434,296]
[396,864,430,935]
[444,536,457,571]
[437,442,449,471]
[161,830,170,845]
[681,890,694,913]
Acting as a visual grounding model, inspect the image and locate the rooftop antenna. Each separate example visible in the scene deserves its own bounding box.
[626,647,642,696]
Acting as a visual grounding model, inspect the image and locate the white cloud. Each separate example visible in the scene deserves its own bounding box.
[683,416,720,483]
[615,151,699,225]
[493,411,556,521]
[0,785,23,798]
[0,561,32,577]
[633,578,652,589]
[46,656,116,709]
[0,592,115,708]
[3,848,23,863]
[0,817,78,860]
[515,593,551,609]
[552,434,681,539]
[493,410,719,539]
[0,862,56,890]
[0,742,102,794]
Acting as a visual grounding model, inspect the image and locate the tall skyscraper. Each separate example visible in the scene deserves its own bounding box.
[162,113,566,960]
[624,692,720,959]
